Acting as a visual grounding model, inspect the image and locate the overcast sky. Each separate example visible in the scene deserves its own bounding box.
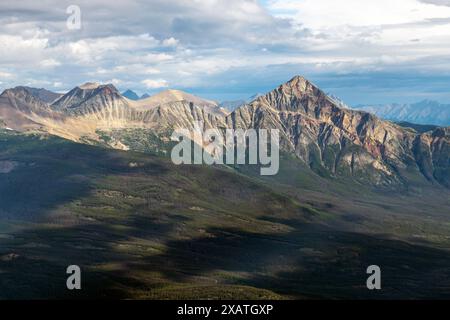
[1,0,450,104]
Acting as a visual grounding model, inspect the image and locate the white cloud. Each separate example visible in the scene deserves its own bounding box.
[40,59,61,68]
[141,79,169,88]
[106,78,123,86]
[141,67,161,75]
[262,0,450,74]
[0,34,49,64]
[267,0,450,28]
[162,37,179,47]
[0,71,13,78]
[137,53,174,63]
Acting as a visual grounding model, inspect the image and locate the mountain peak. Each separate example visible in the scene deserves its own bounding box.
[1,86,60,105]
[1,87,42,106]
[2,86,29,96]
[130,88,225,116]
[76,82,118,93]
[51,83,121,110]
[283,75,319,92]
[288,75,308,82]
[122,89,140,101]
[134,89,217,109]
[252,75,326,113]
[12,86,63,104]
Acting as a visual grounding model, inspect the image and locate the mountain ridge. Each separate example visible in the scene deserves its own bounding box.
[226,76,449,187]
[352,100,450,126]
[0,75,448,188]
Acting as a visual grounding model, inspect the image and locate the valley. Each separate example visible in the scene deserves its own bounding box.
[0,129,449,299]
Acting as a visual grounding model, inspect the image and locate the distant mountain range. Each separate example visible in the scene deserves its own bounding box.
[0,76,448,188]
[122,89,140,100]
[219,93,263,112]
[122,89,151,101]
[352,100,450,126]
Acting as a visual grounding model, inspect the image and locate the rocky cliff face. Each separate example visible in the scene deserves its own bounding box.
[0,87,64,131]
[0,77,448,187]
[226,76,449,186]
[412,127,450,187]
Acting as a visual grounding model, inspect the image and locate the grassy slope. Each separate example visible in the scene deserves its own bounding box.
[0,130,450,299]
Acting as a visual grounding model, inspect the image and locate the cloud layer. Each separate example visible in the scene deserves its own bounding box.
[1,0,450,104]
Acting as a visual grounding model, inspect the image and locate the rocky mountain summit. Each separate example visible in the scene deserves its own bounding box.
[226,76,449,186]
